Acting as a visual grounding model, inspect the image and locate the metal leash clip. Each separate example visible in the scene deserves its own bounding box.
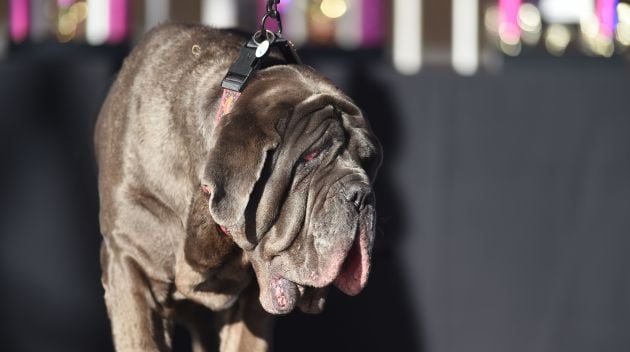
[260,0,282,35]
[221,0,301,92]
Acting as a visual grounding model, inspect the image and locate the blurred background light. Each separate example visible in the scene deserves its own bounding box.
[392,0,422,75]
[361,0,383,47]
[545,23,571,55]
[284,0,308,45]
[575,0,621,56]
[580,13,600,40]
[108,0,127,44]
[518,3,542,45]
[0,4,6,58]
[335,0,361,49]
[596,0,619,38]
[145,0,170,33]
[485,5,500,37]
[617,3,630,47]
[202,0,237,29]
[498,0,522,55]
[619,2,630,23]
[9,0,29,42]
[320,0,347,19]
[31,0,50,43]
[58,9,78,42]
[56,1,88,43]
[86,0,109,45]
[592,34,615,56]
[500,36,522,55]
[617,24,630,46]
[1,1,628,71]
[452,0,479,75]
[307,1,336,45]
[539,0,594,24]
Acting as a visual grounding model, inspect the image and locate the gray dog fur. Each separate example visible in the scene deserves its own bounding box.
[95,23,381,351]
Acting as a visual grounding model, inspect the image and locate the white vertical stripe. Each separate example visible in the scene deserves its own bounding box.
[202,0,237,28]
[86,0,109,45]
[30,0,49,42]
[284,0,308,46]
[393,0,422,75]
[539,0,594,24]
[0,21,7,59]
[0,2,6,54]
[452,0,479,75]
[145,0,170,32]
[335,0,362,49]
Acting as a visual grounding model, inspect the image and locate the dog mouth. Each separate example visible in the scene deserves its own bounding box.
[267,277,328,314]
[265,224,371,314]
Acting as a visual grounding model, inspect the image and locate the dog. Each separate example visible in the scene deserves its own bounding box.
[95,23,381,351]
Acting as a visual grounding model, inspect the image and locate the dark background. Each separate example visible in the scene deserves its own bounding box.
[1,40,630,352]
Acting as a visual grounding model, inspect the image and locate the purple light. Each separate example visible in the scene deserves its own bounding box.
[361,0,384,47]
[596,0,619,38]
[278,0,291,11]
[9,0,29,42]
[109,0,128,44]
[499,0,522,42]
[57,0,75,7]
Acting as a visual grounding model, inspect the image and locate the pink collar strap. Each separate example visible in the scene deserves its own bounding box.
[214,89,242,124]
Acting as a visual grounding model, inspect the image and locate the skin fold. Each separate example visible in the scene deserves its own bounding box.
[95,23,381,351]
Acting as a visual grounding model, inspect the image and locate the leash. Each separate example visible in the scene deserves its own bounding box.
[215,0,301,124]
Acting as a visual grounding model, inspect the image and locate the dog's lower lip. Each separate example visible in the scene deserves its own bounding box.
[333,223,370,296]
[269,275,298,313]
[269,275,328,314]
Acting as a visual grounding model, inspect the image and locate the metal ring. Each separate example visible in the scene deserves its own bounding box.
[252,30,275,46]
[260,12,283,35]
[191,44,201,56]
[260,13,272,33]
[276,13,283,34]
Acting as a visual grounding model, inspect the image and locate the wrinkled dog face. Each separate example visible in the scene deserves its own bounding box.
[203,66,381,314]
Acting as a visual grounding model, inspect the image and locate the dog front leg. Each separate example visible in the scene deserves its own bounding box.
[214,283,274,352]
[102,248,173,351]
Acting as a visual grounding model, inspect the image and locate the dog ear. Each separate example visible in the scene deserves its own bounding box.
[203,104,280,250]
[184,190,236,272]
[338,101,382,181]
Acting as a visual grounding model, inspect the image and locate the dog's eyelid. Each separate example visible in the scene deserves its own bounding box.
[301,137,336,163]
[302,150,318,163]
[297,125,342,167]
[301,147,321,164]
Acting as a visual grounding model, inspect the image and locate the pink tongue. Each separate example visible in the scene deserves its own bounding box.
[334,228,370,296]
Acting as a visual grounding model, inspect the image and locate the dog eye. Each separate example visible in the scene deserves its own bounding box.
[302,150,319,163]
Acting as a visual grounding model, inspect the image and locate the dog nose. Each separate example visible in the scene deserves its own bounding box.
[343,184,373,211]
